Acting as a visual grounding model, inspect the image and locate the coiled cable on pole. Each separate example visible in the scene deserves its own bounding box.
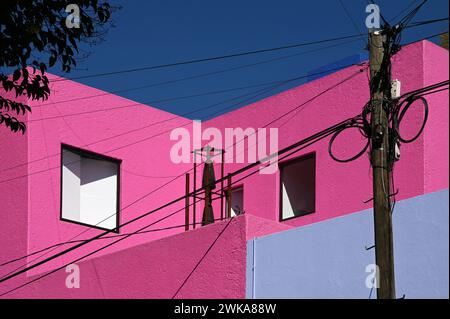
[328,116,371,163]
[392,95,429,144]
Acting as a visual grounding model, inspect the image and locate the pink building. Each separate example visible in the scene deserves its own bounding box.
[0,40,448,298]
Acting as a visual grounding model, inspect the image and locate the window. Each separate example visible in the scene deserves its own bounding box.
[61,144,121,232]
[280,153,315,221]
[227,186,244,217]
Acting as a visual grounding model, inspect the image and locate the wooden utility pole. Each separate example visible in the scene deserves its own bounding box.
[369,30,396,299]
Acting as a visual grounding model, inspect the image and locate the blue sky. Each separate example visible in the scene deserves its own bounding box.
[52,0,449,119]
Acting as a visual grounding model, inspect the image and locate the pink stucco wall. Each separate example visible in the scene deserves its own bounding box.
[203,40,449,228]
[422,41,450,194]
[0,92,29,296]
[0,40,448,298]
[1,77,197,277]
[0,214,286,298]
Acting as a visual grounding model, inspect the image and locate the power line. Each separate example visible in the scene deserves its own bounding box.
[0,87,287,279]
[0,83,285,177]
[400,80,449,98]
[0,73,342,279]
[0,69,369,285]
[35,38,362,108]
[0,80,294,280]
[30,20,448,121]
[28,66,354,122]
[171,217,235,298]
[0,108,351,270]
[275,68,367,128]
[404,17,449,29]
[398,0,429,28]
[5,75,446,294]
[0,198,202,296]
[0,35,442,282]
[0,72,359,281]
[49,33,366,82]
[0,115,359,295]
[0,216,227,268]
[368,0,390,27]
[0,63,357,177]
[403,30,449,46]
[391,0,422,23]
[0,66,371,280]
[337,0,367,46]
[202,66,368,173]
[0,2,447,294]
[0,83,288,279]
[0,89,277,184]
[171,118,356,297]
[27,81,296,122]
[32,18,445,109]
[0,30,442,290]
[1,118,329,270]
[95,67,366,229]
[1,26,443,177]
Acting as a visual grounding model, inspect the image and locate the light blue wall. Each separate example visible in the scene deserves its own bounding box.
[246,189,449,299]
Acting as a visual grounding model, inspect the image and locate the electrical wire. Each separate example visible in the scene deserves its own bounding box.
[404,17,449,29]
[403,30,449,46]
[0,76,296,279]
[28,66,356,123]
[49,33,366,82]
[0,80,294,183]
[2,72,446,298]
[391,0,421,23]
[2,27,444,176]
[0,77,301,280]
[398,0,429,28]
[1,114,349,270]
[0,209,228,268]
[0,64,356,177]
[171,115,364,298]
[0,114,360,292]
[171,216,235,299]
[34,37,362,108]
[1,21,447,294]
[337,0,367,47]
[0,196,204,297]
[368,0,390,27]
[0,69,367,280]
[394,96,429,143]
[0,81,290,280]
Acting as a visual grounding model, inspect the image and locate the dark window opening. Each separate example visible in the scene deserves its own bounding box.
[280,153,316,221]
[227,186,244,217]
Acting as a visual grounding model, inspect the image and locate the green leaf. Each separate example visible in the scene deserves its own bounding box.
[12,69,21,82]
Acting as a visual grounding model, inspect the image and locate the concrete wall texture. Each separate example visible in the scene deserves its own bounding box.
[246,189,449,299]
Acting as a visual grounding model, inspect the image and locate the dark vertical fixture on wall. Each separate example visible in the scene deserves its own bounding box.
[220,151,225,220]
[185,173,190,231]
[226,174,232,218]
[190,146,225,227]
[201,146,216,226]
[193,153,197,229]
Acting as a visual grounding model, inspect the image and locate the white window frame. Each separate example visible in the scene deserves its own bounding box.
[60,144,121,232]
